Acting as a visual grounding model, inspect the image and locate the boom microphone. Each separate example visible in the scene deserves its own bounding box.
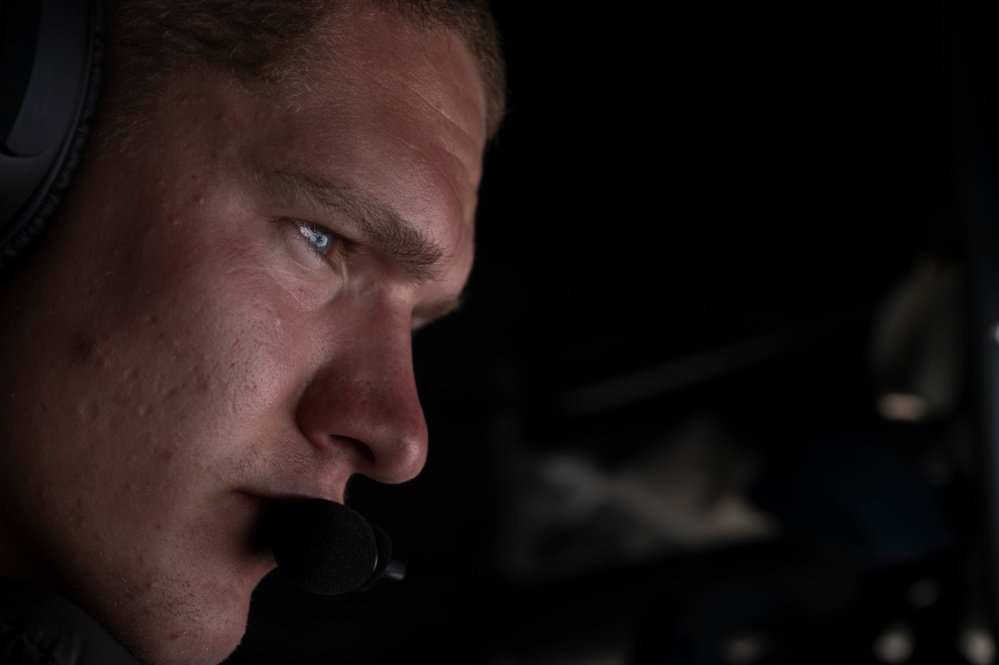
[271,499,405,595]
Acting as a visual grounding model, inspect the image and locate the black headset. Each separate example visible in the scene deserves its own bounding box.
[0,0,105,270]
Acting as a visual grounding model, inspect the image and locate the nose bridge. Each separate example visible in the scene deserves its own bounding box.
[296,304,428,485]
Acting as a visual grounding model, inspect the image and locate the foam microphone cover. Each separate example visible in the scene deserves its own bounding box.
[271,499,383,595]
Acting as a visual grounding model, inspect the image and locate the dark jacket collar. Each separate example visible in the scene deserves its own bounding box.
[0,576,141,665]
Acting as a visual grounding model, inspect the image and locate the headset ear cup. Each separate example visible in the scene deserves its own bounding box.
[0,0,106,272]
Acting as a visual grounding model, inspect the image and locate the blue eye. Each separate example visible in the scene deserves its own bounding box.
[295,220,335,256]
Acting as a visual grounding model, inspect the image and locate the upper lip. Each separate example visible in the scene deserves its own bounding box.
[239,486,346,505]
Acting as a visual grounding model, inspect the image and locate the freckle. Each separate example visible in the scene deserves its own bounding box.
[160,450,173,463]
[169,632,182,641]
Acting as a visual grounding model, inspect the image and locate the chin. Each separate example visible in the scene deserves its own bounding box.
[92,566,262,665]
[126,598,252,665]
[133,627,247,665]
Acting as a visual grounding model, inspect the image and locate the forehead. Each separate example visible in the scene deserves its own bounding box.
[260,5,488,259]
[282,6,486,170]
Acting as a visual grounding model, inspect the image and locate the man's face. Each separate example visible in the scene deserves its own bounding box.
[0,7,485,665]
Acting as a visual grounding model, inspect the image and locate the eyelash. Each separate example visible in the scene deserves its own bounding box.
[292,219,354,263]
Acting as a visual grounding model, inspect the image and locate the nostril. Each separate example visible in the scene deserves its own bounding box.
[375,430,428,484]
[326,434,377,467]
[320,411,427,484]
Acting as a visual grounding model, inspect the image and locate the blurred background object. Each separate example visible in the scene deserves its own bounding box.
[225,1,999,663]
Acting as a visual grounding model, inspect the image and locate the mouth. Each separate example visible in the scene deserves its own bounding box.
[235,492,278,558]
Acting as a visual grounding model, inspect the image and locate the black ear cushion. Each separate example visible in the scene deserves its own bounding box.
[0,5,106,272]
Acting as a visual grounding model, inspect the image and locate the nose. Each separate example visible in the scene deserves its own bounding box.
[295,308,428,486]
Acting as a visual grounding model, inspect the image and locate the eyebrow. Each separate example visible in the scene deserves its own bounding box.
[258,168,447,282]
[257,167,467,324]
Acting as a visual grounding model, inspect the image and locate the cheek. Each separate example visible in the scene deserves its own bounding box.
[108,276,293,423]
[69,216,303,447]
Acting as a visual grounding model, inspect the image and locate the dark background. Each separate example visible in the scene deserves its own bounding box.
[227,2,999,664]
